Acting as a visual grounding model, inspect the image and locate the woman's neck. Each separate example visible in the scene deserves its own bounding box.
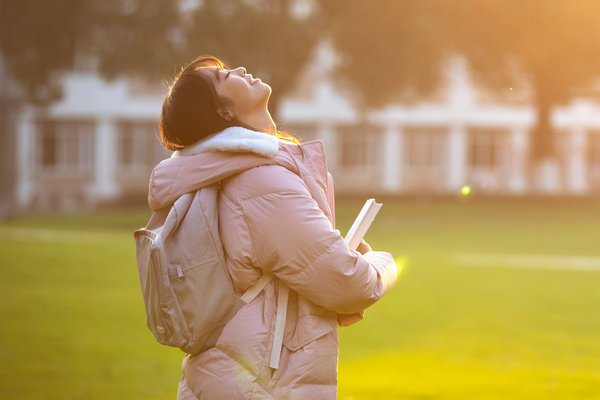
[240,110,276,132]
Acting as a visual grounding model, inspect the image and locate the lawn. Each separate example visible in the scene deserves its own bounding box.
[1,197,600,399]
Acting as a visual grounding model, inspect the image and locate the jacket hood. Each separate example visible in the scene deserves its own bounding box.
[147,126,328,211]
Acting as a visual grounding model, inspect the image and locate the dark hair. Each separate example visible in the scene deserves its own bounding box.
[159,55,299,151]
[159,55,235,151]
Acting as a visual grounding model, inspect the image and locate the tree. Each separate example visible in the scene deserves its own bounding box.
[318,0,452,107]
[0,0,182,105]
[181,0,321,117]
[447,0,600,161]
[0,0,320,115]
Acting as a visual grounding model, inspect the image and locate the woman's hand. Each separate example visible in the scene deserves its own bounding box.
[356,239,372,255]
[337,309,365,327]
[338,240,370,326]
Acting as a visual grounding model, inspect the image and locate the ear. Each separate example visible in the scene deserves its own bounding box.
[217,106,235,122]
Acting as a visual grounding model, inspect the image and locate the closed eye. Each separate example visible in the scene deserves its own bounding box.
[226,71,231,79]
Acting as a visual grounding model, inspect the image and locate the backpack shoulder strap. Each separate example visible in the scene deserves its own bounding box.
[142,206,170,232]
[240,273,274,304]
[239,272,287,369]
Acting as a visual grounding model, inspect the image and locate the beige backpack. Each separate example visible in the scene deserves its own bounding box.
[134,185,271,355]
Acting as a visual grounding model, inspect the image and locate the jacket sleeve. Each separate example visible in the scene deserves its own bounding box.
[237,165,397,313]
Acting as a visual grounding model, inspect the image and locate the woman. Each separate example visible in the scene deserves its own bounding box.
[149,55,398,399]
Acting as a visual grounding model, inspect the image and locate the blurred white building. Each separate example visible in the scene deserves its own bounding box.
[9,45,600,211]
[279,44,600,197]
[14,75,170,210]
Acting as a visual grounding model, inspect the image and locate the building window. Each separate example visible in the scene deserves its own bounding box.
[41,128,57,166]
[37,119,94,173]
[338,125,381,169]
[116,120,166,169]
[589,132,600,170]
[468,127,508,169]
[404,126,448,169]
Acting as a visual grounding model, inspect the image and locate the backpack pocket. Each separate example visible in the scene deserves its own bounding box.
[146,248,172,342]
[169,253,244,355]
[135,230,189,348]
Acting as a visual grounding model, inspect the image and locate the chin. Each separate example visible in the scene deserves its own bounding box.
[261,83,272,101]
[262,81,272,94]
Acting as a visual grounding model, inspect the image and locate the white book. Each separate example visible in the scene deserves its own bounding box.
[344,198,382,251]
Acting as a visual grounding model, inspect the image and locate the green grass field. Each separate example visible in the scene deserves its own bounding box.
[1,197,600,399]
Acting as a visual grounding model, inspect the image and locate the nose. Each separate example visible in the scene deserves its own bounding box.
[232,67,246,76]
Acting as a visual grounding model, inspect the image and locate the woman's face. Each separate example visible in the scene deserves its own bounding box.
[201,66,272,118]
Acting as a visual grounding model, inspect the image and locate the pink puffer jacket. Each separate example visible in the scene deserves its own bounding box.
[147,128,397,399]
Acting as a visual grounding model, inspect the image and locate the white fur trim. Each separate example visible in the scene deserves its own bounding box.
[171,126,280,158]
